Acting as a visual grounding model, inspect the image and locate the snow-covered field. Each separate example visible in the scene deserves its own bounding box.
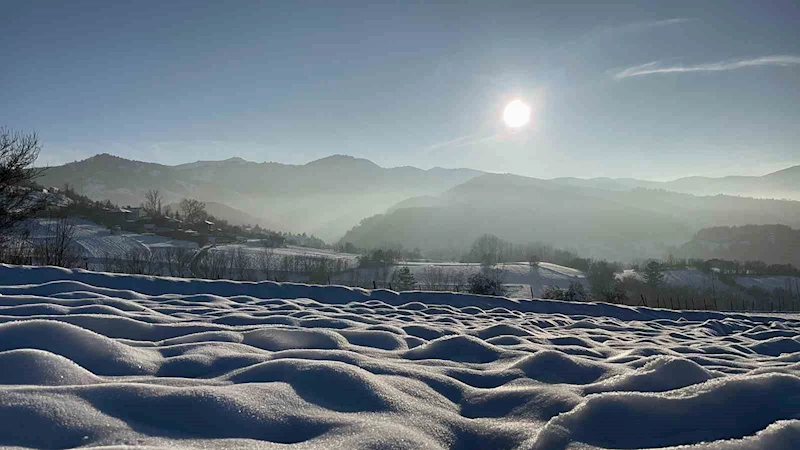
[32,218,197,260]
[621,268,800,293]
[212,242,360,263]
[333,262,586,298]
[1,265,800,449]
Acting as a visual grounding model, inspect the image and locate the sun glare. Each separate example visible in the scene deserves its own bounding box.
[503,100,531,128]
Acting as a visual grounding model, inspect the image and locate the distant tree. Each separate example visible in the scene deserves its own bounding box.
[179,198,207,225]
[541,281,587,302]
[526,248,540,267]
[392,266,417,291]
[142,189,163,217]
[468,234,505,266]
[163,205,172,218]
[467,268,507,296]
[262,231,286,248]
[643,260,666,288]
[587,259,617,299]
[0,127,47,242]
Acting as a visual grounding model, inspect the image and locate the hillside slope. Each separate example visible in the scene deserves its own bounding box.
[678,224,800,267]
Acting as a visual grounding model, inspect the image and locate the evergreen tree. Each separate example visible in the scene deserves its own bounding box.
[643,260,666,288]
[587,260,617,299]
[393,266,417,291]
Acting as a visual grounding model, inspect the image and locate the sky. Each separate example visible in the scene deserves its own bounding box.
[2,1,799,180]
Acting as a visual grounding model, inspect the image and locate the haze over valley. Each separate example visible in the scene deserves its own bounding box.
[39,153,800,261]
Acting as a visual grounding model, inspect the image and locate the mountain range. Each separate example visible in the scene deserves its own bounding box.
[341,173,800,261]
[551,165,800,200]
[37,154,481,240]
[38,154,800,260]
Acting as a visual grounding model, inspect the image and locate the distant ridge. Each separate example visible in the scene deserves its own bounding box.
[37,153,484,240]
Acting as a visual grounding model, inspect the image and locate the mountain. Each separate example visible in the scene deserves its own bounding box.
[37,153,483,240]
[551,166,800,200]
[340,173,800,261]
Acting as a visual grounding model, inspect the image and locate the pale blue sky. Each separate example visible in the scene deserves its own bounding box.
[2,1,798,180]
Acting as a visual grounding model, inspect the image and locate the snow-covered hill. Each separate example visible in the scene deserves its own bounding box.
[1,265,799,449]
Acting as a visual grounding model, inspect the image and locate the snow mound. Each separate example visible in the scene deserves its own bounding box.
[0,264,799,449]
[0,349,101,386]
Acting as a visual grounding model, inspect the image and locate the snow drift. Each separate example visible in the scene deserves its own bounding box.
[0,264,799,449]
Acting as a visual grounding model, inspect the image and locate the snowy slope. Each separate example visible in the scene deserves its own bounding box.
[1,265,799,449]
[32,218,197,258]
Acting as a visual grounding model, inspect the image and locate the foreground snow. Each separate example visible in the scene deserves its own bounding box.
[1,265,799,449]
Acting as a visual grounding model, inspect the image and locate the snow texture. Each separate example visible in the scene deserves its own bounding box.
[1,264,799,449]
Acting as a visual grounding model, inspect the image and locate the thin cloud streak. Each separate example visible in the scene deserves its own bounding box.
[424,131,508,153]
[597,17,694,35]
[612,55,800,79]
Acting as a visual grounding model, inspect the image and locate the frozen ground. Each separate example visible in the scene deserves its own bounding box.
[1,265,799,449]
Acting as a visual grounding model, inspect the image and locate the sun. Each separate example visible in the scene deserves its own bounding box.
[503,99,531,128]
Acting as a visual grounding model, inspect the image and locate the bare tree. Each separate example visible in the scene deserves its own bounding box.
[196,249,229,279]
[0,128,47,242]
[419,265,445,290]
[104,247,157,275]
[257,246,275,280]
[129,247,158,275]
[179,198,207,226]
[32,216,82,268]
[159,246,195,277]
[229,246,252,281]
[0,227,32,264]
[467,234,506,266]
[450,269,467,292]
[142,189,163,217]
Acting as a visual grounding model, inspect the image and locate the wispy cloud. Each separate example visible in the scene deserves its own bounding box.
[596,17,694,36]
[424,131,507,153]
[612,55,800,79]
